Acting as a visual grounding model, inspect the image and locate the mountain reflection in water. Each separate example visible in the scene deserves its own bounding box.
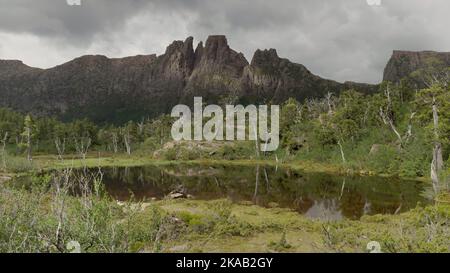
[83,164,429,220]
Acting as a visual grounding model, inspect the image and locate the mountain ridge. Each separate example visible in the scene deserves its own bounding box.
[1,35,441,124]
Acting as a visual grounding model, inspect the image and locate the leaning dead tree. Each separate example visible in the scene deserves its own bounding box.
[379,85,416,148]
[337,139,346,164]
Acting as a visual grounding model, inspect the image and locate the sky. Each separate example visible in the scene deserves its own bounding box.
[0,0,449,84]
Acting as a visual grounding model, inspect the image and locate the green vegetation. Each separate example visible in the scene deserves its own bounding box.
[1,171,448,252]
[0,59,449,253]
[1,76,449,184]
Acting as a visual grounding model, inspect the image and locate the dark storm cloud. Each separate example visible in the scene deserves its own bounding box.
[0,0,449,83]
[0,0,151,44]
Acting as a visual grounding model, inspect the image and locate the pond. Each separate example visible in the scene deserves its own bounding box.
[75,163,430,220]
[11,163,430,220]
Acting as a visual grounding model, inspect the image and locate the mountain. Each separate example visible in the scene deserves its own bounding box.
[0,35,376,124]
[383,50,450,84]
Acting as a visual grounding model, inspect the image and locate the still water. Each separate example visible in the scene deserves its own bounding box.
[83,164,429,220]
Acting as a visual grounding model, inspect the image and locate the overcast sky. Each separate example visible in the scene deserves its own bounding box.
[0,0,449,84]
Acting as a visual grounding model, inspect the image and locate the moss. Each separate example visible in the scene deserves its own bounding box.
[149,199,449,253]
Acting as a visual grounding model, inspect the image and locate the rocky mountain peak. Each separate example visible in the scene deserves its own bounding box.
[0,59,40,79]
[0,35,377,123]
[199,35,248,68]
[158,37,196,78]
[165,36,194,56]
[204,35,230,59]
[251,49,280,66]
[249,49,285,76]
[383,50,450,83]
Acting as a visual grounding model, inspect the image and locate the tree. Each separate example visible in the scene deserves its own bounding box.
[1,131,8,171]
[21,115,35,161]
[326,90,366,163]
[374,82,417,148]
[280,98,302,150]
[415,83,450,193]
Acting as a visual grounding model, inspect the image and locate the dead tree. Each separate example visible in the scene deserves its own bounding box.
[430,95,444,194]
[74,137,91,160]
[123,130,132,155]
[325,92,335,116]
[54,137,66,160]
[337,140,346,164]
[111,132,119,154]
[379,86,416,148]
[1,132,8,171]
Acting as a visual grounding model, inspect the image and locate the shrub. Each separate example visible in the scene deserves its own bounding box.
[2,153,34,173]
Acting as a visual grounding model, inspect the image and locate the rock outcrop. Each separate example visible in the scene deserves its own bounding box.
[0,35,376,124]
[383,50,450,84]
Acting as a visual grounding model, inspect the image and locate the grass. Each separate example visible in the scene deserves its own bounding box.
[142,199,450,253]
[28,153,430,184]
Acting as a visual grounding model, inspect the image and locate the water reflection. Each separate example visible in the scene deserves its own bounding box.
[9,164,429,220]
[71,163,429,220]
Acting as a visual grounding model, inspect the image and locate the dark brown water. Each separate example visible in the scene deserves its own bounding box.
[11,163,430,220]
[83,164,429,220]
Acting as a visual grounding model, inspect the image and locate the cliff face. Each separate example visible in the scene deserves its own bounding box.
[0,35,375,124]
[242,48,352,104]
[383,50,450,84]
[182,35,249,104]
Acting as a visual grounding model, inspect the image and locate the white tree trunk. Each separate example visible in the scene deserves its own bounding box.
[75,137,91,160]
[111,133,118,153]
[54,138,66,160]
[337,140,346,164]
[1,132,8,171]
[123,133,131,155]
[26,127,32,161]
[431,144,440,194]
[432,97,443,171]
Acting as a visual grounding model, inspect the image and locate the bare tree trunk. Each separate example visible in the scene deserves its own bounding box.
[75,137,91,160]
[253,128,260,158]
[337,140,346,164]
[15,136,19,155]
[430,96,443,195]
[123,132,131,155]
[403,112,416,144]
[432,96,443,172]
[379,86,408,148]
[54,137,66,160]
[111,133,118,154]
[431,144,441,194]
[1,132,8,171]
[137,120,144,135]
[326,92,334,116]
[26,127,32,161]
[379,107,404,147]
[253,164,260,201]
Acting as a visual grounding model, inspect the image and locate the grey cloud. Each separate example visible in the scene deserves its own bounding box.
[0,0,150,44]
[0,0,449,84]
